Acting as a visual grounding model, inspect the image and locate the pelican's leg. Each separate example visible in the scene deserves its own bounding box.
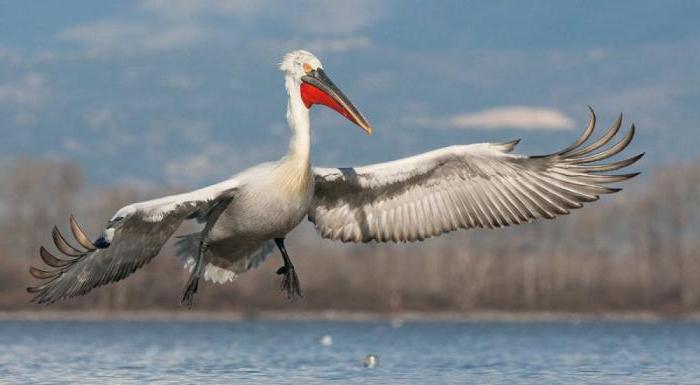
[181,239,207,307]
[180,197,232,307]
[274,238,303,299]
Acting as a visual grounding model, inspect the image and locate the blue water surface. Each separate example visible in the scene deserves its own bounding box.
[0,320,698,384]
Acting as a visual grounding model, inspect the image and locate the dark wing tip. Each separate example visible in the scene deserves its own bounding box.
[28,215,98,304]
[536,106,597,158]
[69,214,96,251]
[524,110,640,217]
[29,266,56,280]
[52,225,84,257]
[631,152,645,163]
[498,139,521,153]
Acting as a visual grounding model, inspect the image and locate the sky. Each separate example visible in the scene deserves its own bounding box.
[0,0,698,187]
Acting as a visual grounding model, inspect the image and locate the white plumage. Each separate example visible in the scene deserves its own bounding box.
[310,111,639,242]
[28,50,642,305]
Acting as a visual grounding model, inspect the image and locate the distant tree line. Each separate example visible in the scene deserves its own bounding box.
[0,158,698,314]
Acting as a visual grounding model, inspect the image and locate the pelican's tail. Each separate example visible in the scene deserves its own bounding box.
[175,233,274,284]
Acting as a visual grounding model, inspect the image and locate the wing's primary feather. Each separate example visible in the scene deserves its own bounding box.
[309,108,643,243]
[28,184,238,304]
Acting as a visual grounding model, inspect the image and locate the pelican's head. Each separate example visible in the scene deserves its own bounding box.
[280,50,373,135]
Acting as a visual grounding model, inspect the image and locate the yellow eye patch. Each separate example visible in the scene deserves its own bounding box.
[303,63,314,74]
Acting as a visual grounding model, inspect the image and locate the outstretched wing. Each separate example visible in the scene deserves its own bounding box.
[28,183,238,304]
[309,108,643,243]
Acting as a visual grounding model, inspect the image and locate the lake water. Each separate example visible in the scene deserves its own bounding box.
[0,319,698,384]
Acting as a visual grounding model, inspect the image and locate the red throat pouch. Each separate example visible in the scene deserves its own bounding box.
[300,83,356,124]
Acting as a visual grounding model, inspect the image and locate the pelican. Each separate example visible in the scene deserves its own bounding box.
[28,50,643,305]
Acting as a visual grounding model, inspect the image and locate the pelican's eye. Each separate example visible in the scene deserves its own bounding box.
[302,63,314,74]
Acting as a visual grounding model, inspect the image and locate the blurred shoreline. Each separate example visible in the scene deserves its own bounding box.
[2,310,700,322]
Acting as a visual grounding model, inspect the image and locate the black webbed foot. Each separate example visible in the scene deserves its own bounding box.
[277,264,302,300]
[181,240,207,308]
[180,274,199,308]
[274,238,303,300]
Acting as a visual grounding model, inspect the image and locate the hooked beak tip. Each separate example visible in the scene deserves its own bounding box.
[301,68,374,136]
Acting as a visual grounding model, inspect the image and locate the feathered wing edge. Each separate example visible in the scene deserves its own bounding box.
[28,212,187,305]
[27,215,117,304]
[530,107,644,197]
[458,107,643,225]
[27,188,239,304]
[28,215,98,297]
[470,107,644,227]
[310,107,644,242]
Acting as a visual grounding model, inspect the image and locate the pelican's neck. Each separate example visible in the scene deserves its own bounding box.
[284,76,311,166]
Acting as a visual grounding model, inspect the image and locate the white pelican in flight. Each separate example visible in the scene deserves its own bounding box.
[28,50,643,305]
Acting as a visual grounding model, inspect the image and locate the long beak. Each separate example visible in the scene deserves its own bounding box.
[301,68,373,135]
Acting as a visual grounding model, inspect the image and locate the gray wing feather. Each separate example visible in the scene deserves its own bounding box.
[28,192,235,304]
[309,108,642,243]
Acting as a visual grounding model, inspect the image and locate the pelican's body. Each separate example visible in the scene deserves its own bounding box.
[175,55,322,296]
[28,50,643,305]
[187,158,313,283]
[212,162,312,244]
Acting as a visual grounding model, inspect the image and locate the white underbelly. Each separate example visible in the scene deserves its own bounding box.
[210,185,312,242]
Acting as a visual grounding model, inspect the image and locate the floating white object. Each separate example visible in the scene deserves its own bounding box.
[320,335,333,346]
[364,354,378,368]
[391,318,403,328]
